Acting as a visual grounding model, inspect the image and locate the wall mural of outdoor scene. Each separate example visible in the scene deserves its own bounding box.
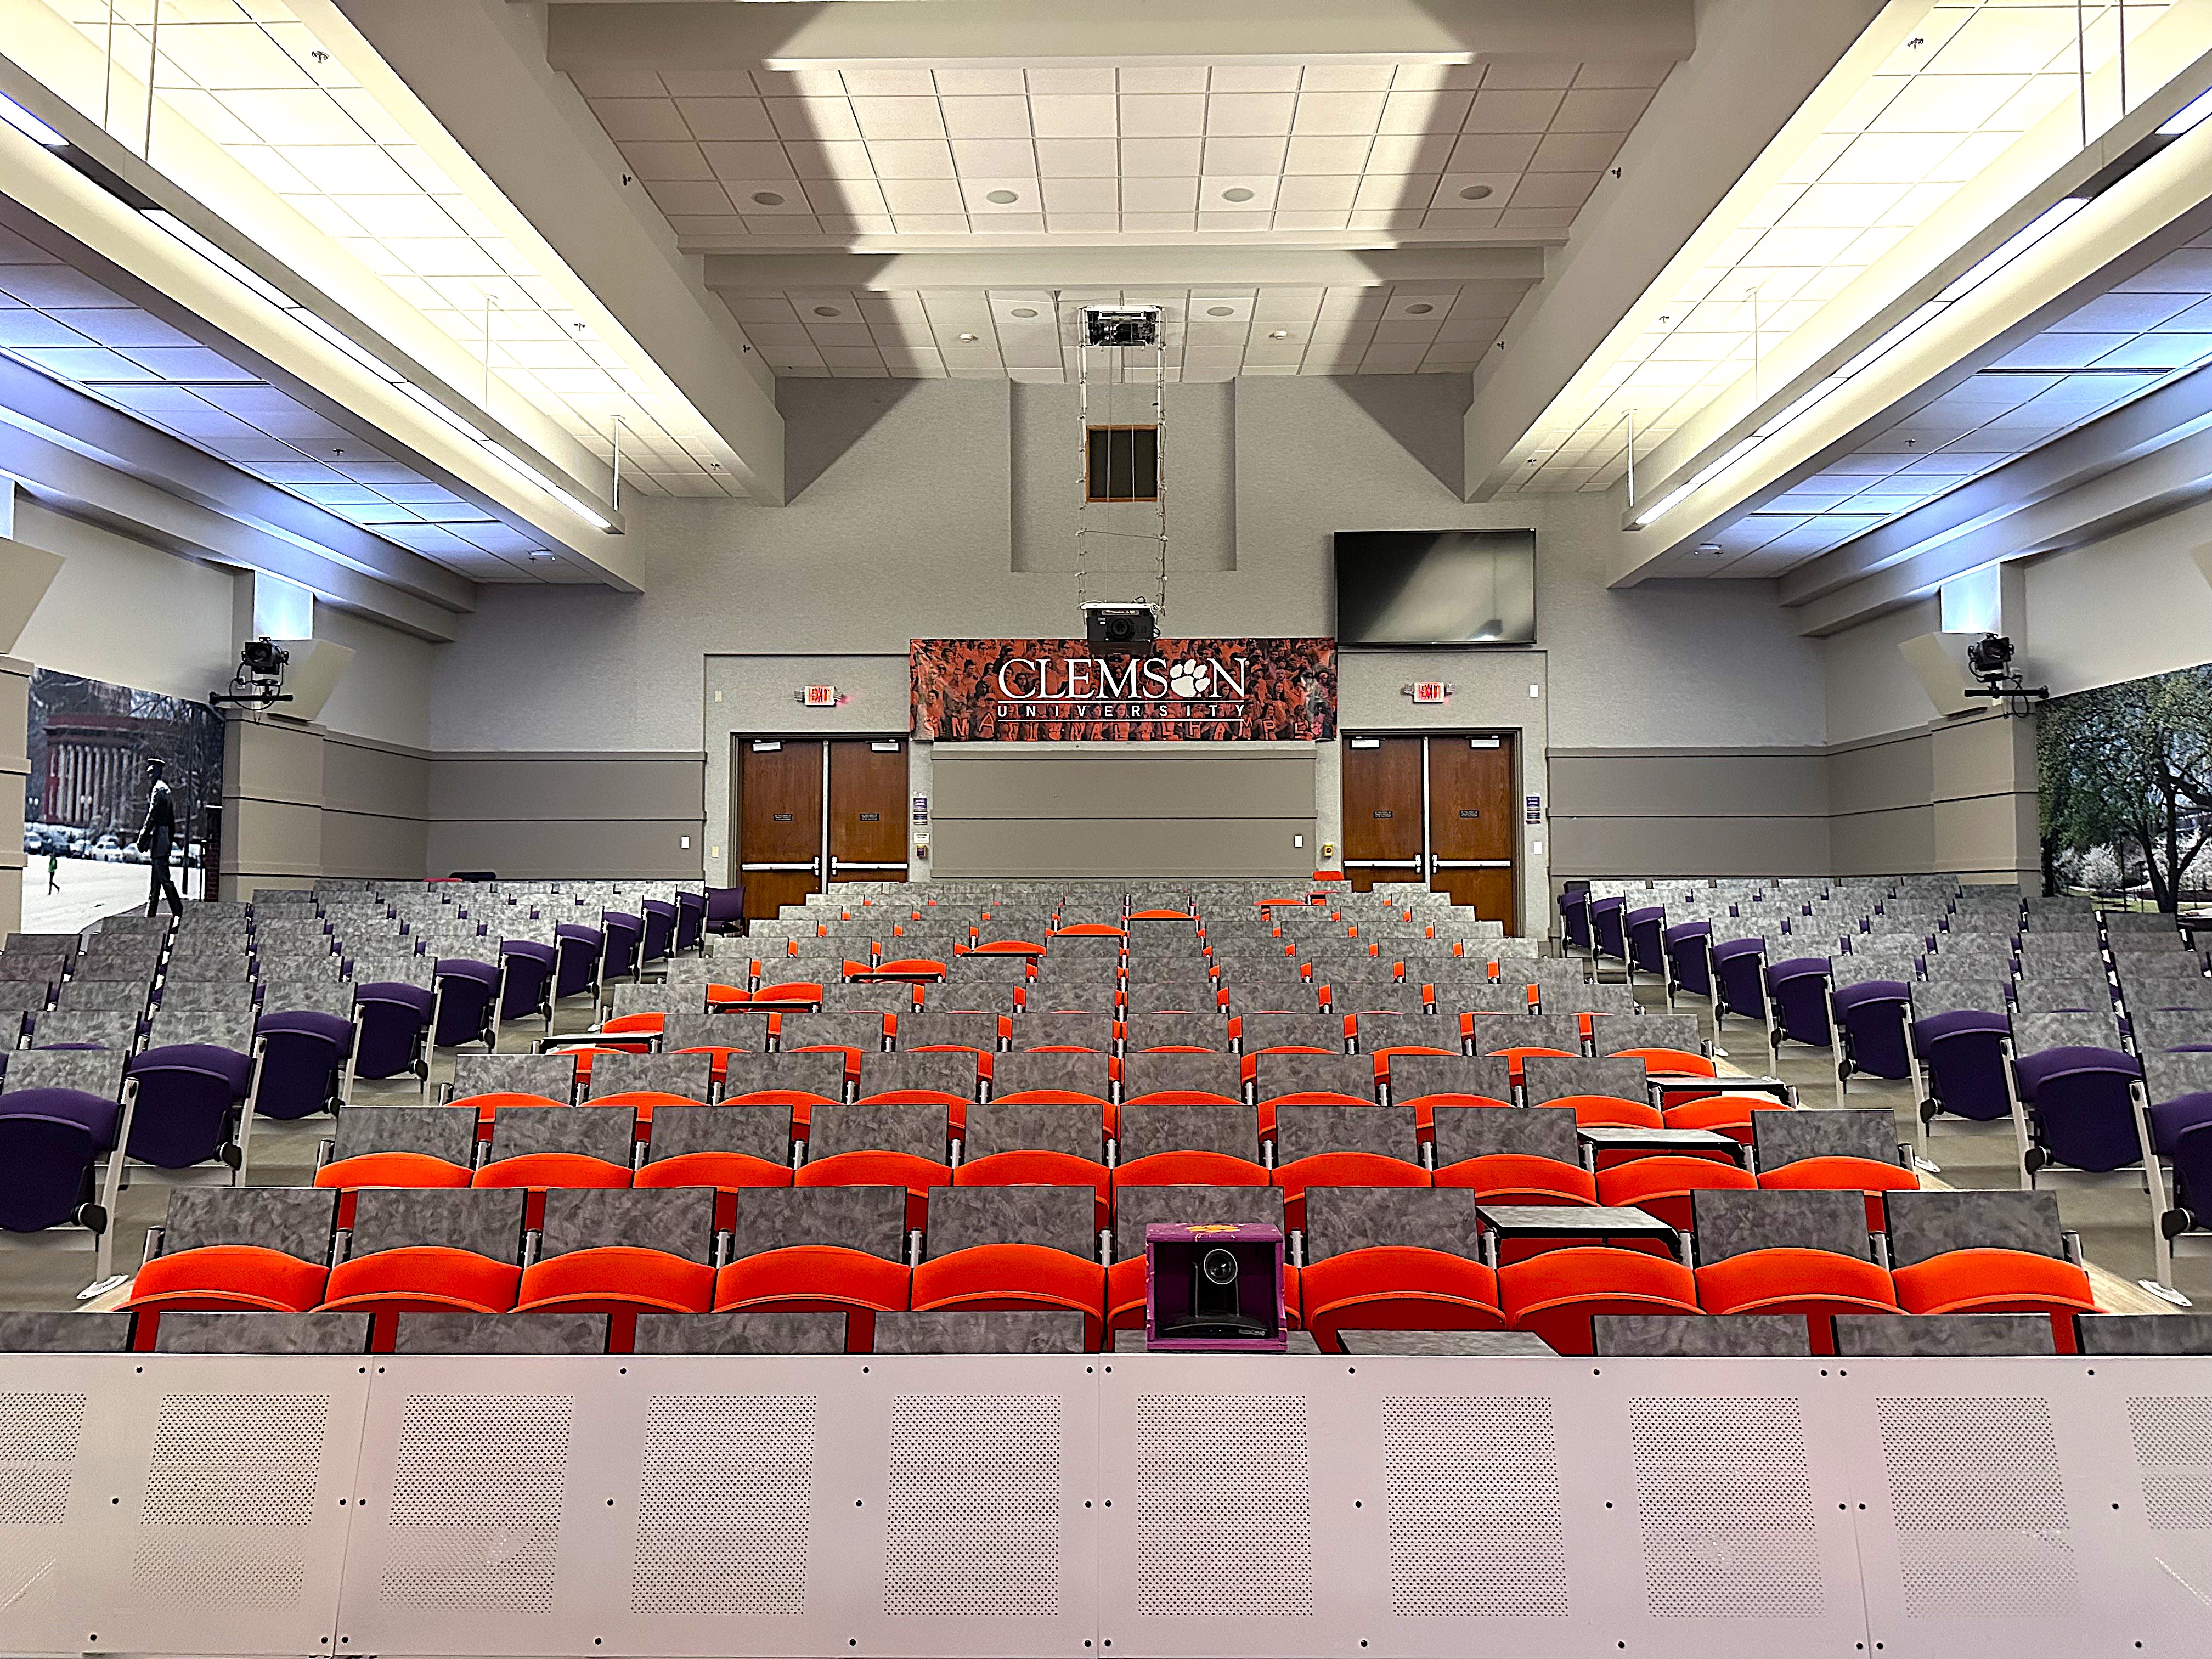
[23,671,224,931]
[2038,663,2212,911]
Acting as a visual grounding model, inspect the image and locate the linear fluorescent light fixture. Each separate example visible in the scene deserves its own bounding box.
[0,92,66,148]
[139,206,612,532]
[1632,194,2091,529]
[2159,86,2212,136]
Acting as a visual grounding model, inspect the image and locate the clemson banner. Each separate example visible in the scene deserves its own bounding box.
[910,637,1337,742]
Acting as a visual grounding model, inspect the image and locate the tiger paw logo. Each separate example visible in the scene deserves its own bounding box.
[1168,660,1209,697]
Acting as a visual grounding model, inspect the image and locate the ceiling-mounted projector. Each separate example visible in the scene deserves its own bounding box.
[1082,305,1162,348]
[1084,601,1156,653]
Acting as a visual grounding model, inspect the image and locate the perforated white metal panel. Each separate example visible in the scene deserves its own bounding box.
[132,1392,332,1612]
[0,1390,85,1645]
[2126,1396,2212,1529]
[1381,1396,1568,1620]
[336,1353,1098,1659]
[1135,1392,1316,1619]
[883,1394,1063,1618]
[630,1394,816,1617]
[381,1392,574,1611]
[1097,1355,1871,1659]
[0,1356,370,1658]
[1838,1358,2212,1658]
[22,1348,2212,1659]
[1630,1396,1824,1620]
[1881,1395,2079,1621]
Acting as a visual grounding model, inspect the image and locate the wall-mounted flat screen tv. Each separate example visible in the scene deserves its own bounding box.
[1332,529,1537,646]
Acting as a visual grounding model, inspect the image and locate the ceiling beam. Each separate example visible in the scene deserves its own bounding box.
[1461,0,1892,501]
[1617,101,2212,584]
[1787,419,2212,636]
[1777,361,2212,612]
[324,0,787,505]
[0,363,466,641]
[0,353,473,619]
[706,244,1547,292]
[544,0,1696,69]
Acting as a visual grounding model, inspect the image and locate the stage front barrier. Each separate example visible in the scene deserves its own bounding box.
[0,1353,2204,1657]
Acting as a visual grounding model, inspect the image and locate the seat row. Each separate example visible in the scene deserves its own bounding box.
[116,1181,2095,1357]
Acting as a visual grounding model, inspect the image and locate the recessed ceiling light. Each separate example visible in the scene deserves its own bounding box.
[985,189,1020,204]
[1221,187,1256,202]
[1458,184,1493,201]
[1268,330,1289,339]
[751,190,785,206]
[958,332,979,342]
[812,306,841,317]
[1405,303,1435,315]
[1206,306,1235,317]
[1010,307,1039,318]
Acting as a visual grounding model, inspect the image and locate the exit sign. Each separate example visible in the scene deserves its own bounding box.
[800,685,839,707]
[1409,682,1449,704]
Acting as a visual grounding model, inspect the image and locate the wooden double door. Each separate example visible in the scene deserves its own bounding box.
[1340,732,1519,923]
[735,737,909,921]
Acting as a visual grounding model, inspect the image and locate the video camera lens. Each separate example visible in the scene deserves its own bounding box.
[1200,1247,1238,1288]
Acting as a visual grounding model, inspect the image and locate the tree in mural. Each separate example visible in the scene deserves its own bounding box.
[2038,664,2212,911]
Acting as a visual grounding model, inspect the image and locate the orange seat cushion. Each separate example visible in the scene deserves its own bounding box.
[320,1246,521,1314]
[126,1245,328,1313]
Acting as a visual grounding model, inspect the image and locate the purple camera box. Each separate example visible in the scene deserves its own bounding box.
[1143,1222,1288,1352]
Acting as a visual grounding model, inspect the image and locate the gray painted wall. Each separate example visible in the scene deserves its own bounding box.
[425,753,706,879]
[321,733,430,879]
[931,744,1314,879]
[420,376,1823,905]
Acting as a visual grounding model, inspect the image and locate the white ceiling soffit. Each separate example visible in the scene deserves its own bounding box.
[13,0,771,517]
[0,201,575,594]
[1500,1,2197,506]
[1513,0,2212,567]
[539,0,1695,385]
[1617,37,2212,585]
[706,249,1539,380]
[1713,222,2212,590]
[0,93,641,590]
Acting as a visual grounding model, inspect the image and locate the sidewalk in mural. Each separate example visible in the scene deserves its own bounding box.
[20,855,206,934]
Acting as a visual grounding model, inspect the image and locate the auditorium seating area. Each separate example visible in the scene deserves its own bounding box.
[0,872,2196,1359]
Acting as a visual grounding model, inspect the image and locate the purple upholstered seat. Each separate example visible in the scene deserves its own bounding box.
[1913,1009,2013,1124]
[1833,979,1911,1081]
[353,982,435,1084]
[2012,1045,2145,1176]
[703,885,747,936]
[0,1087,124,1234]
[554,924,603,1002]
[1764,956,1833,1050]
[1626,906,1667,978]
[675,891,707,953]
[252,1010,353,1121]
[431,956,501,1050]
[641,900,676,966]
[1558,889,1592,953]
[1663,922,1712,998]
[124,1043,253,1171]
[1711,937,1768,1024]
[1590,897,1627,967]
[602,912,644,983]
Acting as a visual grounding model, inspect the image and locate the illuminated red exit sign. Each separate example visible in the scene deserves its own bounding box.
[800,685,839,707]
[1408,682,1449,705]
